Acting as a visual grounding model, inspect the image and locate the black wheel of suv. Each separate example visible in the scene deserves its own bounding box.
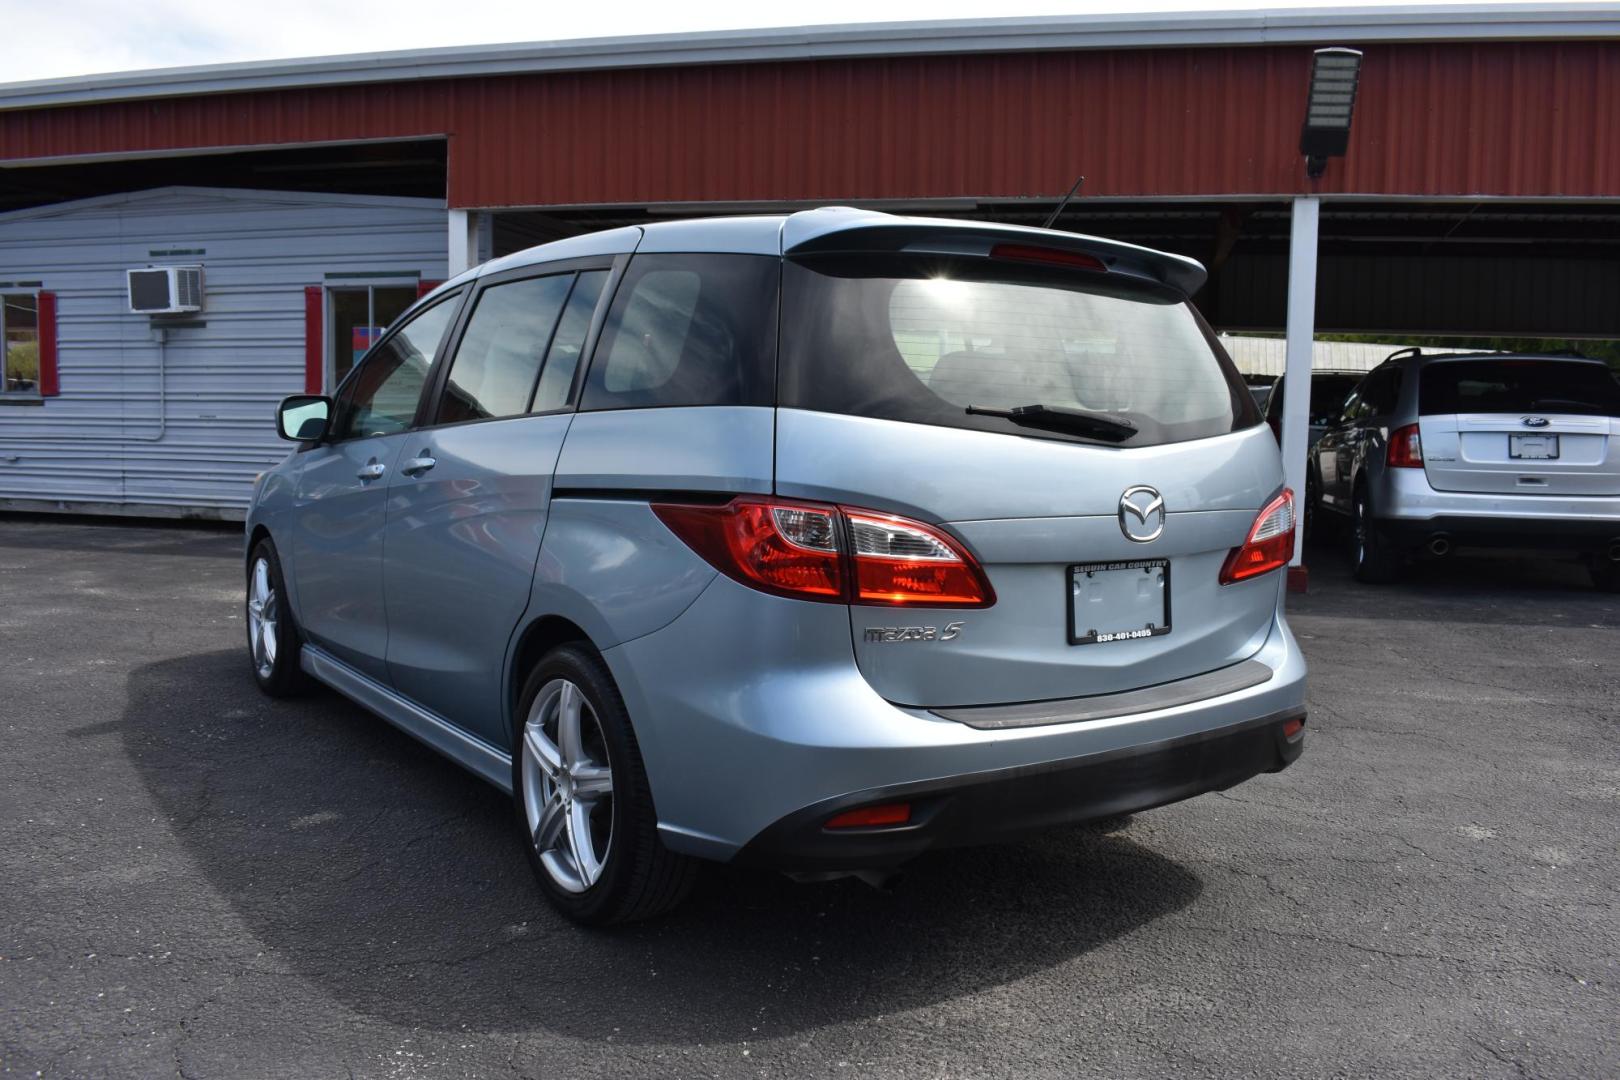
[245,538,314,697]
[513,644,696,925]
[1351,485,1402,584]
[1590,556,1620,593]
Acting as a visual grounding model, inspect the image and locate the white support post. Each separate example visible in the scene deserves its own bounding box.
[448,209,480,277]
[1282,196,1319,568]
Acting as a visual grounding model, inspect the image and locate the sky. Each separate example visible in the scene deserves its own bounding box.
[0,0,1479,83]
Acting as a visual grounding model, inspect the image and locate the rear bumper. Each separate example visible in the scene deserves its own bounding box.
[1382,513,1620,552]
[603,572,1307,866]
[1373,470,1620,552]
[736,709,1304,871]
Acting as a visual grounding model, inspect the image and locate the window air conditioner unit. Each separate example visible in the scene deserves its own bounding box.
[127,266,204,314]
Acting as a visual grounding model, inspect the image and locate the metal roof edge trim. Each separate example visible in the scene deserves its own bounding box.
[2,4,1617,111]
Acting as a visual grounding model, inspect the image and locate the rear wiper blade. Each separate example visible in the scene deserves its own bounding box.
[966,403,1138,442]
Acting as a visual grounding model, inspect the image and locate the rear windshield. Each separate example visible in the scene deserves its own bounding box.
[1419,359,1620,417]
[779,255,1256,447]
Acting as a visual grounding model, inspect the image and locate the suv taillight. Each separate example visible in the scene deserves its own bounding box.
[1386,423,1423,468]
[1219,489,1295,585]
[653,496,996,608]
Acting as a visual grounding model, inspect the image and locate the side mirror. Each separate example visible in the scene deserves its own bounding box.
[277,394,332,442]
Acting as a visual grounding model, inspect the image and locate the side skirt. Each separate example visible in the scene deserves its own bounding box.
[300,644,513,794]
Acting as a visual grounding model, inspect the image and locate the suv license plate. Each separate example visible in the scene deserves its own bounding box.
[1510,434,1559,460]
[1069,559,1170,646]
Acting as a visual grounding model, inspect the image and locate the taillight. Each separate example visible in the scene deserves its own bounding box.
[1386,423,1423,468]
[1219,489,1296,585]
[652,496,995,608]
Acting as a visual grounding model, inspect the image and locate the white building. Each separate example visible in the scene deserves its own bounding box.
[0,187,446,519]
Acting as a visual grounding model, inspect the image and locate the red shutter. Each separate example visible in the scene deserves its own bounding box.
[36,291,59,396]
[303,286,323,394]
[417,279,444,299]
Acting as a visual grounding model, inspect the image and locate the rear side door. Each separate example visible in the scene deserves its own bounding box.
[380,261,618,746]
[1414,358,1620,497]
[291,293,462,679]
[776,242,1279,709]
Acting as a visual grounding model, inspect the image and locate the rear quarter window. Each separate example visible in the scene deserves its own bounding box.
[780,254,1256,447]
[579,254,779,411]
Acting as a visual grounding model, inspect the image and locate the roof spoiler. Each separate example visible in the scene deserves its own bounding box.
[781,208,1207,297]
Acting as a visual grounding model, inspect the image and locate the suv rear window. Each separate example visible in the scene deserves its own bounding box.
[779,255,1256,447]
[1419,359,1620,417]
[580,254,779,411]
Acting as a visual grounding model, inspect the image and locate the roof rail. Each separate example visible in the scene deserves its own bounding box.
[1383,346,1423,363]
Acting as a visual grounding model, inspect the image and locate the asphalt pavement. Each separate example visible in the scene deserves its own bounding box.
[1,516,1616,1079]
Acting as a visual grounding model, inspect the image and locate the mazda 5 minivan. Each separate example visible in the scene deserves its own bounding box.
[247,210,1307,924]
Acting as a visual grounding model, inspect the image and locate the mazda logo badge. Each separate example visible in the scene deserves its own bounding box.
[1118,485,1166,543]
[1522,416,1550,428]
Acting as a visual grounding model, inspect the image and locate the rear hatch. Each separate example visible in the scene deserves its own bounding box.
[1416,358,1620,497]
[774,223,1284,709]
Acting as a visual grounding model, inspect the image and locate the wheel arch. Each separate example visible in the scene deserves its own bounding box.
[507,615,598,743]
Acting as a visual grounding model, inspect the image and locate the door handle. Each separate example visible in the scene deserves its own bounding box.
[401,454,437,477]
[356,461,386,481]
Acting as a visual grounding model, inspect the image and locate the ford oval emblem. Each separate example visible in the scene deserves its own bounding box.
[1522,416,1550,428]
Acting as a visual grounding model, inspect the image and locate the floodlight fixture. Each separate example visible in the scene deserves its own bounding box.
[1300,47,1363,179]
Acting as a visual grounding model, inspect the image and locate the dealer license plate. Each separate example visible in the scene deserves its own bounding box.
[1510,434,1559,460]
[1068,559,1170,646]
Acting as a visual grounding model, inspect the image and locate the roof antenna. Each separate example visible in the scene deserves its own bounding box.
[1041,176,1085,231]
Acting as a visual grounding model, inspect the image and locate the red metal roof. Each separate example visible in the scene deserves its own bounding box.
[3,40,1617,207]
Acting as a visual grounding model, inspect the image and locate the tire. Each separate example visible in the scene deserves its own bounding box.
[1351,485,1402,584]
[1590,557,1620,593]
[512,644,696,925]
[246,538,314,697]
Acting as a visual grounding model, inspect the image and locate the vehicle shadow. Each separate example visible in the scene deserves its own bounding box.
[120,649,1203,1043]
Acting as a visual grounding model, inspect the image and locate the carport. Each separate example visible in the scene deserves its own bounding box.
[1,5,1617,520]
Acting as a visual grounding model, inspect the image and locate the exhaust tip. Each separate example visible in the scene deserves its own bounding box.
[1427,535,1452,557]
[1607,540,1620,563]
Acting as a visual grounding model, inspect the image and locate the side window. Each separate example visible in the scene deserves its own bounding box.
[1358,367,1397,416]
[580,254,779,411]
[332,294,458,441]
[532,271,608,413]
[435,274,572,425]
[1337,388,1364,425]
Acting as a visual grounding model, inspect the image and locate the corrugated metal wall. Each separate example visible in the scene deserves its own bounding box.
[1215,251,1620,335]
[0,188,446,517]
[3,41,1618,206]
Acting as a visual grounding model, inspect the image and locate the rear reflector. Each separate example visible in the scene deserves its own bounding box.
[1282,717,1305,739]
[1219,489,1296,585]
[1386,423,1423,468]
[825,803,912,829]
[653,496,995,608]
[989,243,1106,273]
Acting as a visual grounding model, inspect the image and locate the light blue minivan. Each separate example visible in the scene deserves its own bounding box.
[247,209,1307,923]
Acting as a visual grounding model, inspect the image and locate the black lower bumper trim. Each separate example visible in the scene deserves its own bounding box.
[734,709,1305,872]
[1382,514,1620,553]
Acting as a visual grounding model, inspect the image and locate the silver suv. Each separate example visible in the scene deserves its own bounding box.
[246,210,1307,923]
[1310,350,1620,588]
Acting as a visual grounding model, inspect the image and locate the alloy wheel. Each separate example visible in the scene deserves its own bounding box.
[521,679,615,893]
[246,557,278,680]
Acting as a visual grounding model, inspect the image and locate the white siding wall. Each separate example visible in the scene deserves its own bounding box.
[1219,334,1474,377]
[0,187,446,518]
